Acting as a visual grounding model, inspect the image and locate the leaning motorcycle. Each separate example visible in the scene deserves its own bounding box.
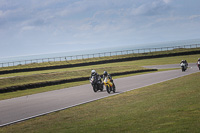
[90,76,103,92]
[197,61,200,70]
[103,76,116,94]
[180,63,187,72]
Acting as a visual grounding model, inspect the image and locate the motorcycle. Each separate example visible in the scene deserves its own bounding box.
[180,63,187,72]
[197,61,200,70]
[90,76,103,92]
[103,76,116,94]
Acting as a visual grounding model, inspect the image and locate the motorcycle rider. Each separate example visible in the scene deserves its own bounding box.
[180,60,185,64]
[103,71,116,92]
[90,70,102,82]
[197,58,200,70]
[103,71,113,82]
[180,60,188,67]
[185,60,188,67]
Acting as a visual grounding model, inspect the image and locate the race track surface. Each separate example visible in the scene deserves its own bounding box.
[0,63,199,127]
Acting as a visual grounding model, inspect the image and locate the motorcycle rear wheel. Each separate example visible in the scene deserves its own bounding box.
[113,83,116,93]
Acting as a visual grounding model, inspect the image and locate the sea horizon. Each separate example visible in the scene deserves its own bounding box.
[1,38,200,63]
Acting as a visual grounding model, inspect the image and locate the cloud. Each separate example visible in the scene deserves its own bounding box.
[0,10,4,17]
[163,0,172,4]
[130,1,171,16]
[0,0,200,58]
[189,15,200,19]
[21,26,36,31]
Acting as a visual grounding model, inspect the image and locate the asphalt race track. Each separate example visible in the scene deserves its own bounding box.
[0,63,199,127]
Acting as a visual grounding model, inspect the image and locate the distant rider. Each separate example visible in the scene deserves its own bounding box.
[180,60,185,64]
[197,58,200,70]
[185,60,188,67]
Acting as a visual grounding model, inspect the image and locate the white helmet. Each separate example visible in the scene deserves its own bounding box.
[91,70,96,74]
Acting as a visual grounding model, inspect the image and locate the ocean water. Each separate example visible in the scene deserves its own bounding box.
[0,39,200,66]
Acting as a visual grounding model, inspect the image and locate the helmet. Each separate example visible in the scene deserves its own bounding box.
[91,70,96,75]
[103,71,108,76]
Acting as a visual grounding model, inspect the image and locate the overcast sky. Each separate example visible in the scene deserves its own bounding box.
[0,0,200,57]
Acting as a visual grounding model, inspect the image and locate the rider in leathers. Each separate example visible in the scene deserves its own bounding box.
[103,71,113,82]
[90,70,102,82]
[180,60,188,67]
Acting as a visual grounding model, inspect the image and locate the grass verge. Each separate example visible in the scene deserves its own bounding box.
[0,72,199,133]
[0,65,146,88]
[0,48,200,72]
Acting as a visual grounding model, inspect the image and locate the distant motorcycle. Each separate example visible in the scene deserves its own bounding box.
[90,76,103,92]
[197,61,200,70]
[103,76,116,94]
[180,63,187,72]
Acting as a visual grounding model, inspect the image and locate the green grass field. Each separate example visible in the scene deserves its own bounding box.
[0,71,199,133]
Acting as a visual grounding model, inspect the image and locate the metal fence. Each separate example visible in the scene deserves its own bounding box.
[0,44,200,67]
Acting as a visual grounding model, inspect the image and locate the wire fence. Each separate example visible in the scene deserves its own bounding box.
[0,44,200,67]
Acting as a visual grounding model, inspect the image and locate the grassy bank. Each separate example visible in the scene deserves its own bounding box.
[1,72,199,133]
[0,65,146,88]
[0,47,200,72]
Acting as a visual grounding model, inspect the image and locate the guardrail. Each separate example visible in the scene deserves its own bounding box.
[0,44,200,67]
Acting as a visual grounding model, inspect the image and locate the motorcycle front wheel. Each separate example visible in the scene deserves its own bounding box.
[106,86,111,94]
[181,66,185,72]
[93,84,98,92]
